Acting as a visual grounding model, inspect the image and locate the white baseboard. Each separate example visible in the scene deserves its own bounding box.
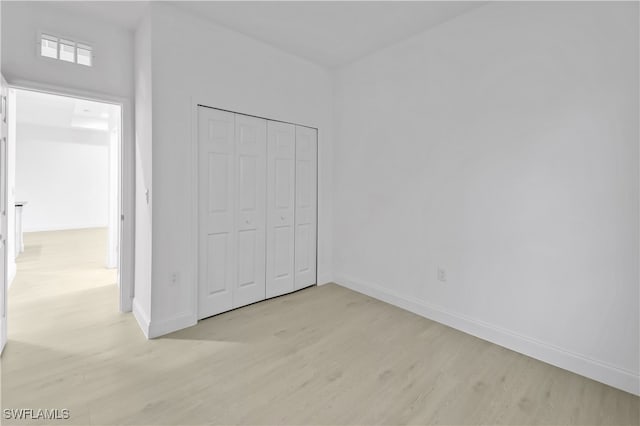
[132,298,150,339]
[334,273,640,396]
[24,224,108,233]
[132,300,196,339]
[317,272,333,285]
[148,312,197,339]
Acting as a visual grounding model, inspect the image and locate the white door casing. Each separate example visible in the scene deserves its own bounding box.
[234,114,267,308]
[198,107,236,319]
[4,81,133,314]
[266,121,295,298]
[0,77,8,354]
[294,126,317,290]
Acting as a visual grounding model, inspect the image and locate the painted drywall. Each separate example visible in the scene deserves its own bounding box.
[132,11,153,337]
[0,1,133,99]
[333,2,639,394]
[144,3,333,336]
[15,123,110,232]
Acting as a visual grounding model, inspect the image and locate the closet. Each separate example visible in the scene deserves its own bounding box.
[197,106,317,320]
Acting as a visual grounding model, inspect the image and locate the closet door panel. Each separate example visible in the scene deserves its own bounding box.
[266,121,295,298]
[198,107,235,319]
[234,114,267,307]
[294,126,317,290]
[237,229,257,286]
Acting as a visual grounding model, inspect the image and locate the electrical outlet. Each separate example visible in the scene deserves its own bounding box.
[437,267,447,283]
[170,272,179,286]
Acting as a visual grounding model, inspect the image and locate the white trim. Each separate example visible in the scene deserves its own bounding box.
[190,99,199,321]
[317,273,333,285]
[9,79,124,109]
[23,224,109,233]
[6,79,135,313]
[132,298,150,339]
[148,312,197,339]
[334,273,640,396]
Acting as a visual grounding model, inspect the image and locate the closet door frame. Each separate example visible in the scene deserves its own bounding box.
[294,125,318,290]
[192,100,318,320]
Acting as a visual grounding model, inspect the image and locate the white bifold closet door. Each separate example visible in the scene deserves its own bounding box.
[198,107,267,319]
[198,106,316,320]
[198,108,235,319]
[266,121,295,298]
[294,126,317,290]
[234,114,267,307]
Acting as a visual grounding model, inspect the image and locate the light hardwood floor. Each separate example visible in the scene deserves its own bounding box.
[1,229,638,425]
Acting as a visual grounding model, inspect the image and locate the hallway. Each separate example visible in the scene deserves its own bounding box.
[9,228,117,306]
[1,228,137,424]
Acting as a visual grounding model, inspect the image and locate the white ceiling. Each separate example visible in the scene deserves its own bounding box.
[16,89,120,132]
[47,1,485,68]
[170,1,485,67]
[44,1,150,32]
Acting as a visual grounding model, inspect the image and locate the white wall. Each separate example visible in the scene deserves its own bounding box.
[333,2,639,395]
[15,123,110,232]
[132,11,153,337]
[1,1,133,99]
[143,3,333,337]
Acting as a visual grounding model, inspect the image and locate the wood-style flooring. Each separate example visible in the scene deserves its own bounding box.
[1,228,638,425]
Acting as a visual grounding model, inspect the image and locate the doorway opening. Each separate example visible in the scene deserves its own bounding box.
[5,88,124,331]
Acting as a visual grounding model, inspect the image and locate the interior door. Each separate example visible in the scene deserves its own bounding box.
[197,107,235,319]
[294,126,317,290]
[233,114,267,307]
[265,121,295,298]
[0,77,8,353]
